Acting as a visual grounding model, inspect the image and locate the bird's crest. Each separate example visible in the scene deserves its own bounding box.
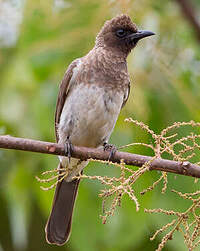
[99,14,137,36]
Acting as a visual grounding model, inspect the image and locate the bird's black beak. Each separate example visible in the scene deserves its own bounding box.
[129,30,155,42]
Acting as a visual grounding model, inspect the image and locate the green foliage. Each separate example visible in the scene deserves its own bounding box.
[0,0,200,250]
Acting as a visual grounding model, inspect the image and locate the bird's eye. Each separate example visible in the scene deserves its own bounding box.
[115,29,126,38]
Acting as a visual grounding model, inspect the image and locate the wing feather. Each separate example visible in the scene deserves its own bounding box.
[55,58,81,142]
[121,81,130,108]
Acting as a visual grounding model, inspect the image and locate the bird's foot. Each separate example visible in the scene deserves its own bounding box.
[64,137,73,163]
[103,142,117,162]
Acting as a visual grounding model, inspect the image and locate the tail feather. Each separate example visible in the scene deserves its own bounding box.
[45,167,80,245]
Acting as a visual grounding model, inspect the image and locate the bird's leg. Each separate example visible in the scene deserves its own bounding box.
[103,142,117,162]
[64,136,73,163]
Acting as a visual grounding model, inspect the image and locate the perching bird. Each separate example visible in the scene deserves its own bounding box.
[45,14,154,245]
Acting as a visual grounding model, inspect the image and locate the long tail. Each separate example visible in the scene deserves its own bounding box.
[45,164,80,245]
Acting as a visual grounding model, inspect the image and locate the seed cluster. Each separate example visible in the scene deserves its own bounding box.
[36,118,200,250]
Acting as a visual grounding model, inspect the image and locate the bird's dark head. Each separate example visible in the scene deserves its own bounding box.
[95,14,155,55]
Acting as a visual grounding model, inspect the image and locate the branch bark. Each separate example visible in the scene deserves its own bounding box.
[175,0,200,43]
[0,135,200,178]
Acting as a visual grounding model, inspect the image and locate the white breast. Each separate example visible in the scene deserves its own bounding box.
[58,83,124,148]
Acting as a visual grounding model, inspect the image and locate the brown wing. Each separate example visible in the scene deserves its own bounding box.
[121,81,130,108]
[55,58,81,142]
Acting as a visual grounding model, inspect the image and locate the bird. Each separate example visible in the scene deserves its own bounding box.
[45,14,155,245]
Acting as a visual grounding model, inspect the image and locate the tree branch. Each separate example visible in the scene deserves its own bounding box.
[175,0,200,43]
[0,135,200,178]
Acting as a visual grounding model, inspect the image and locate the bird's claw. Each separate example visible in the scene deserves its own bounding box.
[64,137,73,163]
[103,142,117,162]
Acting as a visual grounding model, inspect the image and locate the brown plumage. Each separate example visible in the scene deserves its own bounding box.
[45,14,154,245]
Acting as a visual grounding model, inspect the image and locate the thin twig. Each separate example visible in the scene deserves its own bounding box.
[0,135,200,178]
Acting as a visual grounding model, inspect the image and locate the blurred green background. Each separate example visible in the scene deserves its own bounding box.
[0,0,200,250]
